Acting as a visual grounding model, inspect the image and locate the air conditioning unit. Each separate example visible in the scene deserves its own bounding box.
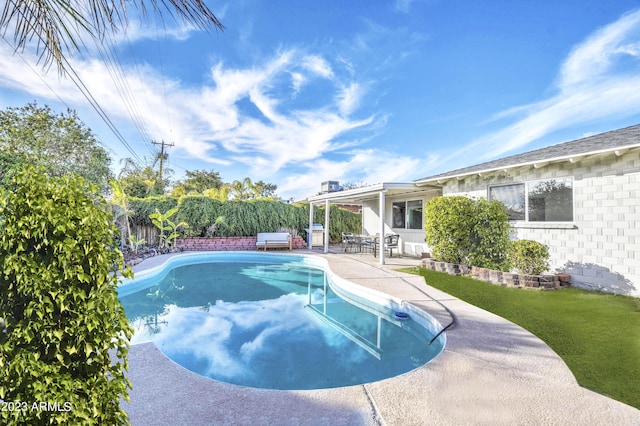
[321,181,340,193]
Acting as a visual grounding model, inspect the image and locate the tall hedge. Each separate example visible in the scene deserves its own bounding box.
[425,196,512,270]
[311,204,362,243]
[126,197,361,243]
[215,199,306,237]
[174,196,222,237]
[0,167,132,424]
[129,196,178,227]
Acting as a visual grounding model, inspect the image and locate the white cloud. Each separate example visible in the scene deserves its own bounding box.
[278,148,439,199]
[336,82,364,116]
[452,8,640,164]
[115,19,198,44]
[0,25,437,199]
[301,55,334,79]
[1,42,384,175]
[290,71,306,94]
[559,9,640,90]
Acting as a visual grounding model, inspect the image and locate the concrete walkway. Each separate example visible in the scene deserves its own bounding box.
[124,250,640,425]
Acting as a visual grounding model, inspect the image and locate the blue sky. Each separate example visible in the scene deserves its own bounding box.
[2,1,640,199]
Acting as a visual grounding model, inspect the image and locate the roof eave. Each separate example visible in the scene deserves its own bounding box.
[307,182,431,203]
[414,143,640,186]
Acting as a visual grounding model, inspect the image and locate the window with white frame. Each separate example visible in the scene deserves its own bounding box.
[392,200,423,229]
[489,178,573,222]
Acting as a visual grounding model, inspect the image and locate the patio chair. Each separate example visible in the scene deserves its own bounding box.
[374,234,400,257]
[341,232,356,252]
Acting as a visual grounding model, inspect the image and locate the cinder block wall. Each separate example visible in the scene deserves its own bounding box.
[440,150,640,297]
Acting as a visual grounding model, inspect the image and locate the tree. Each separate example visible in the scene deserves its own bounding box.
[1,0,224,74]
[0,166,133,424]
[203,184,231,201]
[119,165,160,198]
[0,103,113,190]
[253,180,278,198]
[118,158,169,198]
[341,180,368,190]
[230,177,255,200]
[228,177,277,200]
[173,169,223,195]
[110,179,134,250]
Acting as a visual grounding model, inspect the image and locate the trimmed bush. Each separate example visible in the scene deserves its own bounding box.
[424,196,476,264]
[510,239,550,275]
[0,166,132,424]
[425,196,512,270]
[468,198,512,271]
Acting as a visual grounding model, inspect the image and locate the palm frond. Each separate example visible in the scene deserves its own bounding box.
[0,0,224,74]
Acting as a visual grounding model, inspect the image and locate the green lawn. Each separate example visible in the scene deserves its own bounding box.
[402,268,640,410]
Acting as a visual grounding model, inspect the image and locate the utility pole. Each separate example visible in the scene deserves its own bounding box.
[151,139,174,184]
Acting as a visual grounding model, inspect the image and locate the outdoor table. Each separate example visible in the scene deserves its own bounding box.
[355,235,375,253]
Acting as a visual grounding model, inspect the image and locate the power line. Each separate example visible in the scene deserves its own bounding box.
[155,17,174,138]
[1,9,145,166]
[94,37,154,149]
[61,54,144,164]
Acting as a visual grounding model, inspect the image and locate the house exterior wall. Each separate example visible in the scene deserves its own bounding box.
[439,150,640,297]
[362,199,382,235]
[362,191,441,256]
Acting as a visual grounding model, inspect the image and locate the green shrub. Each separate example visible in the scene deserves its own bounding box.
[149,207,188,248]
[129,196,178,227]
[312,205,361,243]
[468,198,512,271]
[175,196,221,237]
[425,196,512,270]
[0,166,132,424]
[510,240,550,274]
[425,196,476,264]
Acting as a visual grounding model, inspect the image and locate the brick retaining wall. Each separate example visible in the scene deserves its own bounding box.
[176,236,307,251]
[421,259,571,290]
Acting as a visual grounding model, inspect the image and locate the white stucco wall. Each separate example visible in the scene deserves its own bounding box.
[362,192,440,256]
[440,150,640,297]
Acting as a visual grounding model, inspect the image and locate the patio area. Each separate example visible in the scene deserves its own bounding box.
[124,249,640,425]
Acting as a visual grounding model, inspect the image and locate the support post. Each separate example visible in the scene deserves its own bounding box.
[379,191,386,265]
[324,199,330,254]
[308,202,314,250]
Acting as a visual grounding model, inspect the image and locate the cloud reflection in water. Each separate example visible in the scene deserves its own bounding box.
[120,261,439,389]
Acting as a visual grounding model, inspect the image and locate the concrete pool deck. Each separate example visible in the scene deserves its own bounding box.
[124,250,640,425]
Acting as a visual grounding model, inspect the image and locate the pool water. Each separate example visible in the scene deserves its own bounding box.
[119,256,444,390]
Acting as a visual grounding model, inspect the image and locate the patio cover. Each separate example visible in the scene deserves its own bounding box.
[307,183,439,264]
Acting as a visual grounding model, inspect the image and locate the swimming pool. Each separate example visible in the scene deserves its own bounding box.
[118,252,446,390]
